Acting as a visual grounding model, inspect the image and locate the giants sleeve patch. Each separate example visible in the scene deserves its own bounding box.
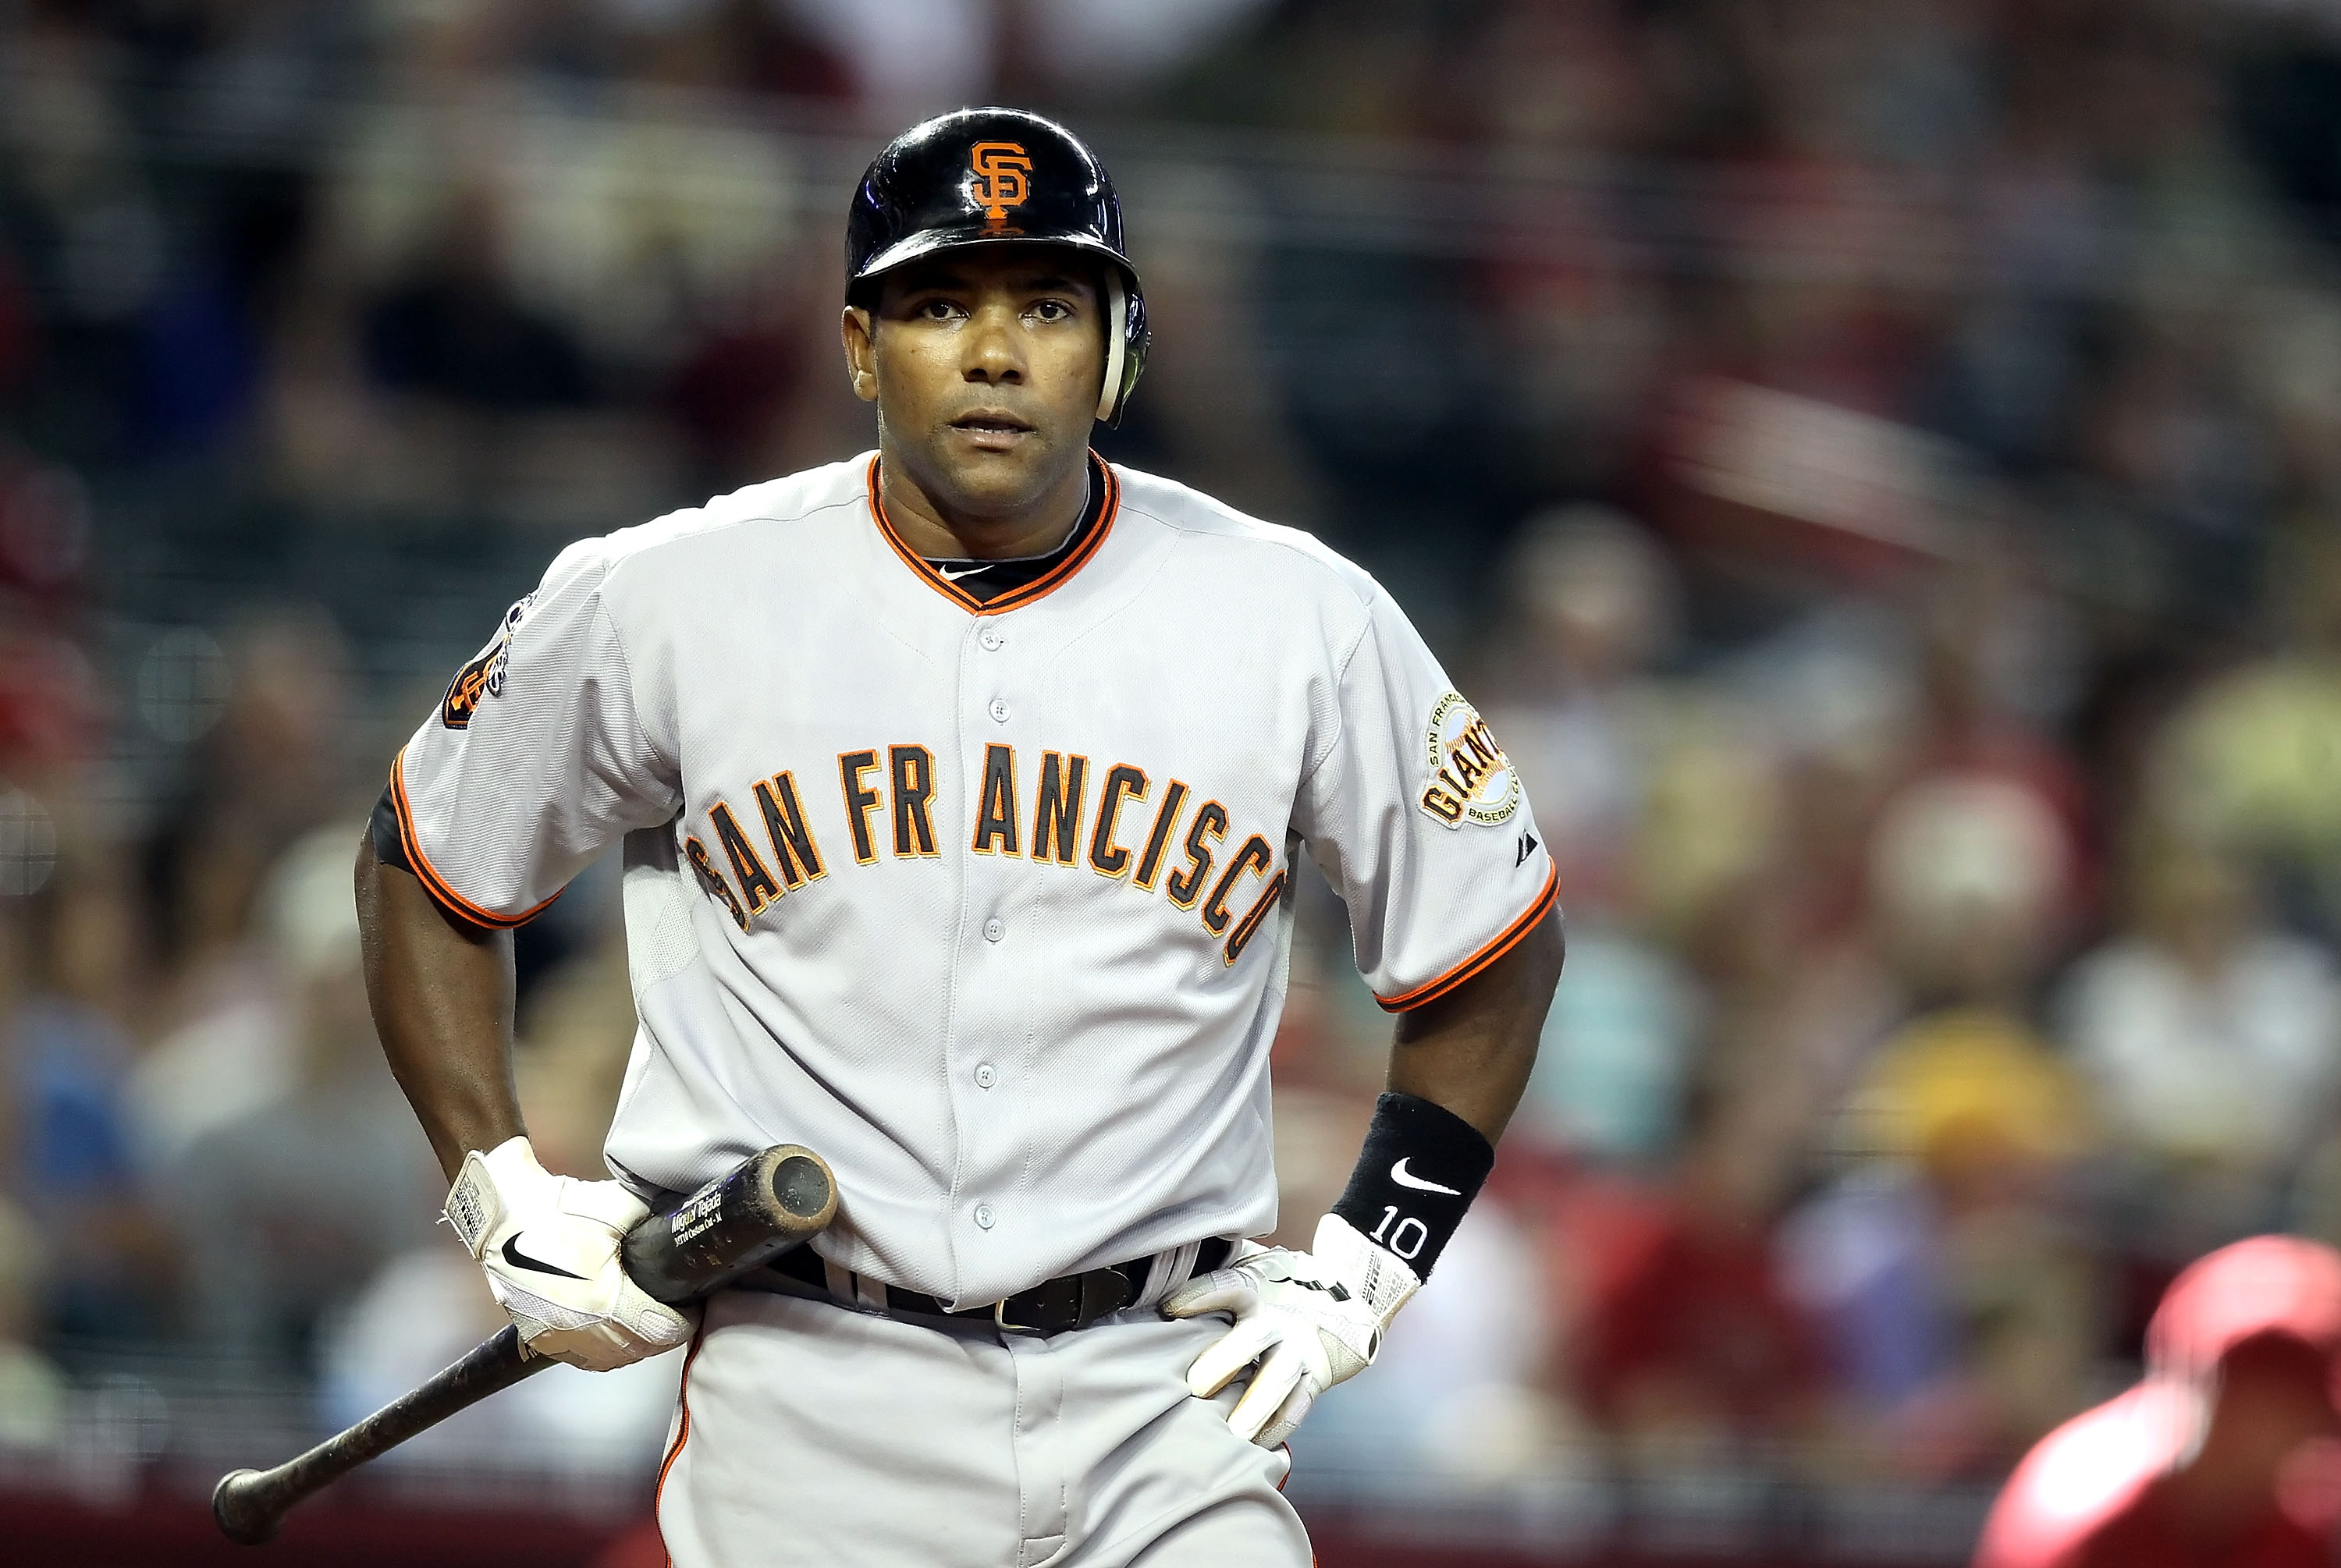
[1416,693,1519,829]
[442,594,535,729]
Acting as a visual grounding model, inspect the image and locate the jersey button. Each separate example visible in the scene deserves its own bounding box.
[975,1062,997,1089]
[979,629,1003,651]
[983,917,1006,942]
[989,697,1011,722]
[973,1204,996,1230]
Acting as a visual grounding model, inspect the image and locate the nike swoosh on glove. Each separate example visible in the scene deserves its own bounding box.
[1161,1213,1421,1449]
[445,1136,695,1371]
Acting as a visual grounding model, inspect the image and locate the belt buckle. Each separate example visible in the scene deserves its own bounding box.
[992,1266,1138,1336]
[996,1273,1088,1336]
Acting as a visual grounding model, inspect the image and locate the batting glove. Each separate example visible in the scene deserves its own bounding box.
[444,1136,694,1371]
[1162,1213,1421,1449]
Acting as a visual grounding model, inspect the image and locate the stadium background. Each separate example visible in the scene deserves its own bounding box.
[11,0,2341,1562]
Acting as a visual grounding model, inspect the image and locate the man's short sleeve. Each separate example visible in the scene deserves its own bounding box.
[1295,585,1558,1010]
[384,539,680,927]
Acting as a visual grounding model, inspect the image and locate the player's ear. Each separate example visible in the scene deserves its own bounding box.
[840,306,879,404]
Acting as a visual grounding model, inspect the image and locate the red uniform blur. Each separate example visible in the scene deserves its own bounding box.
[1974,1383,2329,1568]
[1975,1236,2341,1568]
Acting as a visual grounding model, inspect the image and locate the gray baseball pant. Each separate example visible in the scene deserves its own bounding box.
[655,1288,1315,1566]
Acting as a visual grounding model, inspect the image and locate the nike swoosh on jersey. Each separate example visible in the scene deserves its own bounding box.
[1389,1158,1462,1195]
[501,1233,589,1280]
[936,563,993,580]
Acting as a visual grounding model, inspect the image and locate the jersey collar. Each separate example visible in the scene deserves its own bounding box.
[865,452,1119,616]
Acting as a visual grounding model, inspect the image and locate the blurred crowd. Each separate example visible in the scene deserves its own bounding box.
[9,0,2341,1506]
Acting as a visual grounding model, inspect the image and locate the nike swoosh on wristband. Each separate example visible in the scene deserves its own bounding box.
[502,1233,589,1280]
[1389,1158,1462,1196]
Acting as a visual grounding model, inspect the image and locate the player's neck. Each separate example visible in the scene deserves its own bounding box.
[876,450,1090,562]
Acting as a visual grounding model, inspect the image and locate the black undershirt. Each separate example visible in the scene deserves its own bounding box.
[914,455,1106,603]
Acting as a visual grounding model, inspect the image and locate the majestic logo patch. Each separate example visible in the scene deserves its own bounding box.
[1418,693,1520,829]
[970,140,1032,226]
[441,594,533,729]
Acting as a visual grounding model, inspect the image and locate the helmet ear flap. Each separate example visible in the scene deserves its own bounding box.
[1097,272,1128,425]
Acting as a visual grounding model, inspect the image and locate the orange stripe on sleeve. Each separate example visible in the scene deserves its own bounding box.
[1373,861,1561,1013]
[388,750,562,930]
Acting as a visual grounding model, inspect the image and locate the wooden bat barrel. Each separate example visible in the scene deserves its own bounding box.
[623,1144,837,1304]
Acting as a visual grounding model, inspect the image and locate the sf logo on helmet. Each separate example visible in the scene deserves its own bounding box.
[970,141,1032,226]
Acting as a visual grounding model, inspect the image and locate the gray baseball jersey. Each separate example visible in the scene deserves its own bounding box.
[389,452,1557,1311]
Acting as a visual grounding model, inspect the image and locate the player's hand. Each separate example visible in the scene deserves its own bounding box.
[443,1136,695,1371]
[1161,1213,1422,1448]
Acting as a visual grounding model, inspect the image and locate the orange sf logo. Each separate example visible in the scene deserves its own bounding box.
[970,141,1032,225]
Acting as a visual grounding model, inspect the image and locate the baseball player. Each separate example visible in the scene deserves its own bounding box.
[355,108,1564,1566]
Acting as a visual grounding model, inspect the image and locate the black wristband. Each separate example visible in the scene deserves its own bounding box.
[1329,1092,1494,1279]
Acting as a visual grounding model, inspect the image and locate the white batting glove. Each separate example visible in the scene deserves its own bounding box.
[1162,1213,1422,1449]
[444,1136,694,1371]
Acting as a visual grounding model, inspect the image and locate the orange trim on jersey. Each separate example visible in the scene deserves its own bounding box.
[864,452,1120,616]
[1373,861,1561,1013]
[655,1324,708,1567]
[387,750,563,930]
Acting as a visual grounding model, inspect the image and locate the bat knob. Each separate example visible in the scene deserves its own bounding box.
[765,1148,837,1225]
[214,1468,282,1545]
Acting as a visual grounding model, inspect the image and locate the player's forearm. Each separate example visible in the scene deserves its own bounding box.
[355,834,525,1181]
[1386,906,1564,1144]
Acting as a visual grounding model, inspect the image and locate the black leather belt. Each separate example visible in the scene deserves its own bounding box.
[764,1236,1234,1336]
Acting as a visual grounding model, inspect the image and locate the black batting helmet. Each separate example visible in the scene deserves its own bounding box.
[847,107,1149,426]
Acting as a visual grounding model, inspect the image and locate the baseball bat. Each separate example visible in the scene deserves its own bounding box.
[211,1144,837,1545]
